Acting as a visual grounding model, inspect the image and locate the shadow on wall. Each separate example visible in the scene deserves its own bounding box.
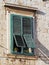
[35,39,49,64]
[36,10,46,15]
[35,10,49,64]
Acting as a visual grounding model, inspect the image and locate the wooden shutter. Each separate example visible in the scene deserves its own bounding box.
[10,14,35,54]
[13,15,21,35]
[14,35,26,47]
[22,17,35,48]
[23,34,35,48]
[12,15,26,47]
[22,17,31,34]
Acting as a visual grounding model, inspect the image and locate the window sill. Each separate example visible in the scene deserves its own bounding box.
[6,54,38,60]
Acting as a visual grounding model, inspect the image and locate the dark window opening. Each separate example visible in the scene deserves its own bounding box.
[23,47,29,53]
[23,47,34,55]
[13,37,21,53]
[14,35,26,47]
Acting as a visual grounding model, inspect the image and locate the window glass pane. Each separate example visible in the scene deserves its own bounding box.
[23,47,29,53]
[23,47,34,54]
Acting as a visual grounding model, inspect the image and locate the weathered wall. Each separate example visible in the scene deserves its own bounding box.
[6,7,35,54]
[0,0,49,65]
[36,0,49,61]
[0,1,7,56]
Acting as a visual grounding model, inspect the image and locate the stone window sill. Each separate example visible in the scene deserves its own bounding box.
[6,54,38,60]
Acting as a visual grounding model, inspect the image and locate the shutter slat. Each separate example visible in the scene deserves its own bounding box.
[23,34,35,48]
[13,15,26,47]
[22,17,31,34]
[13,15,21,35]
[14,35,26,47]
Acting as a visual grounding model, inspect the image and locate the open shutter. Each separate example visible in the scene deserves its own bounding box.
[23,34,35,48]
[13,15,26,47]
[22,17,35,48]
[10,14,35,55]
[13,35,26,47]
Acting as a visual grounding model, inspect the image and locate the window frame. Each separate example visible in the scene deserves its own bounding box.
[10,14,35,56]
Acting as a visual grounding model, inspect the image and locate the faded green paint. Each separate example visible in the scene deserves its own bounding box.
[23,34,35,48]
[10,14,13,53]
[10,14,35,55]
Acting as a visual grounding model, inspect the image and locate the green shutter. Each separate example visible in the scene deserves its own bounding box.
[23,34,35,48]
[10,14,13,53]
[10,14,35,55]
[13,15,26,47]
[22,17,35,48]
[22,17,31,34]
[14,35,26,47]
[13,15,21,35]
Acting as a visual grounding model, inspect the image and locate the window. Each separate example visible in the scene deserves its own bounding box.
[10,14,35,56]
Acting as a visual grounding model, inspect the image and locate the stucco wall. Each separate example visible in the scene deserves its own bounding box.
[0,0,49,65]
[5,7,35,54]
[35,0,49,60]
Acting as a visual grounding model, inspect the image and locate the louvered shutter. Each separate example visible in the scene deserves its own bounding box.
[23,17,31,34]
[13,15,21,35]
[22,17,35,48]
[12,15,26,47]
[23,34,35,48]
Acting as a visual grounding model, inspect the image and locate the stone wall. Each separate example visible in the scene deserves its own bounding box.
[0,0,49,65]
